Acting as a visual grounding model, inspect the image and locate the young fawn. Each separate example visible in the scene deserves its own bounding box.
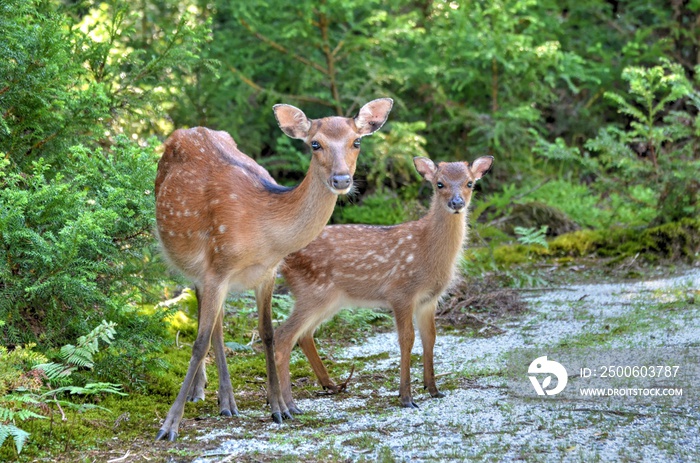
[154,99,393,441]
[275,155,493,412]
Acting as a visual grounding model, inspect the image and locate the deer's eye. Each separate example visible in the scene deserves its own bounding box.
[311,141,321,150]
[353,139,361,148]
[436,182,444,189]
[467,181,473,189]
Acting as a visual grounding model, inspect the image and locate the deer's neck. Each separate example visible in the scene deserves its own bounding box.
[268,166,337,255]
[419,200,469,273]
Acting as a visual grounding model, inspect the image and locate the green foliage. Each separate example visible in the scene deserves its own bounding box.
[336,193,411,226]
[0,321,124,457]
[586,59,700,224]
[0,0,99,167]
[514,226,549,249]
[548,218,700,262]
[0,0,212,169]
[361,122,428,196]
[316,308,393,343]
[35,320,116,382]
[0,422,30,455]
[525,180,657,229]
[0,139,159,348]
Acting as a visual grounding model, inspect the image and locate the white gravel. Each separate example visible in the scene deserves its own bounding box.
[191,268,700,462]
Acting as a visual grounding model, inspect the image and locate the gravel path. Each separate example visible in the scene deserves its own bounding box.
[190,268,700,462]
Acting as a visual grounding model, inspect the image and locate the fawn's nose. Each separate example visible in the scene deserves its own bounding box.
[331,174,352,191]
[448,196,465,212]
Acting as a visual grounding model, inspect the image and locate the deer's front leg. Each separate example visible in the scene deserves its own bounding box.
[417,301,444,398]
[394,303,418,409]
[156,281,226,441]
[256,274,292,423]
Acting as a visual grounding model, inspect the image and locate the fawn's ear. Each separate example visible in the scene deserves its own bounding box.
[273,104,312,139]
[414,156,437,182]
[469,156,494,180]
[355,98,393,136]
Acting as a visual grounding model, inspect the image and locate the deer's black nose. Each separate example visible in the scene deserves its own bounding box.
[331,174,351,190]
[448,196,465,212]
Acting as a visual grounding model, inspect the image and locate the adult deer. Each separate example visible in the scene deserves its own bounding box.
[276,155,493,412]
[154,98,393,441]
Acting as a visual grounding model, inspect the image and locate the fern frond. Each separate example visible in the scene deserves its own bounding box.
[34,362,75,381]
[0,423,30,454]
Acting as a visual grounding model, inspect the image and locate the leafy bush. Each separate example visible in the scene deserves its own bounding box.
[0,321,124,457]
[0,138,175,387]
[335,193,413,226]
[586,59,700,224]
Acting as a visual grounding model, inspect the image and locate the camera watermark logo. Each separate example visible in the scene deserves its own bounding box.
[528,356,568,396]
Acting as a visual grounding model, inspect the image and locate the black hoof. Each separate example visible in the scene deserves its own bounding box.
[187,396,203,403]
[221,409,232,417]
[282,411,293,420]
[400,400,420,409]
[272,412,283,424]
[155,429,177,442]
[432,391,446,398]
[288,405,303,415]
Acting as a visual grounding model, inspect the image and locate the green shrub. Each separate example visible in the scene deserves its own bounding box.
[0,138,174,387]
[0,321,124,458]
[335,193,413,226]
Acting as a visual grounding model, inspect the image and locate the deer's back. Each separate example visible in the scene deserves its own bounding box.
[155,127,286,284]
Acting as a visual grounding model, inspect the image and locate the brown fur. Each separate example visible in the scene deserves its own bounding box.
[153,99,392,441]
[275,156,494,411]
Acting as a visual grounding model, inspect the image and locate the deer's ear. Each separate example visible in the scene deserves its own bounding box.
[414,156,437,182]
[469,156,494,180]
[355,98,393,136]
[273,104,312,139]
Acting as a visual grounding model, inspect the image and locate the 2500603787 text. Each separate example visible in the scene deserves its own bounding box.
[580,366,680,378]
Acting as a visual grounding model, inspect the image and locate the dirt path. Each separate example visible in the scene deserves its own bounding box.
[188,268,700,462]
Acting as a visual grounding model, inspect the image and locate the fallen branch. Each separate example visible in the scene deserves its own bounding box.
[107,450,131,463]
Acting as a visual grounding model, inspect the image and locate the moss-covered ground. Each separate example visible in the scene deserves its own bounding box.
[2,219,699,462]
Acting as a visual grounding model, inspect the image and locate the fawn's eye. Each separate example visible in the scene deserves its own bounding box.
[467,181,473,189]
[436,182,444,189]
[353,138,361,148]
[311,141,321,150]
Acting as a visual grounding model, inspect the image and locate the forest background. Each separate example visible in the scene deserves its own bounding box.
[1,0,699,459]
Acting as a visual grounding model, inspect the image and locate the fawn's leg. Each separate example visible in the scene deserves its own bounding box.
[274,318,304,415]
[416,301,444,398]
[275,294,343,413]
[297,334,340,392]
[393,302,418,409]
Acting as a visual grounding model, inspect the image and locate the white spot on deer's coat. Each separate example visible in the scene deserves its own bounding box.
[407,254,414,263]
[219,225,227,233]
